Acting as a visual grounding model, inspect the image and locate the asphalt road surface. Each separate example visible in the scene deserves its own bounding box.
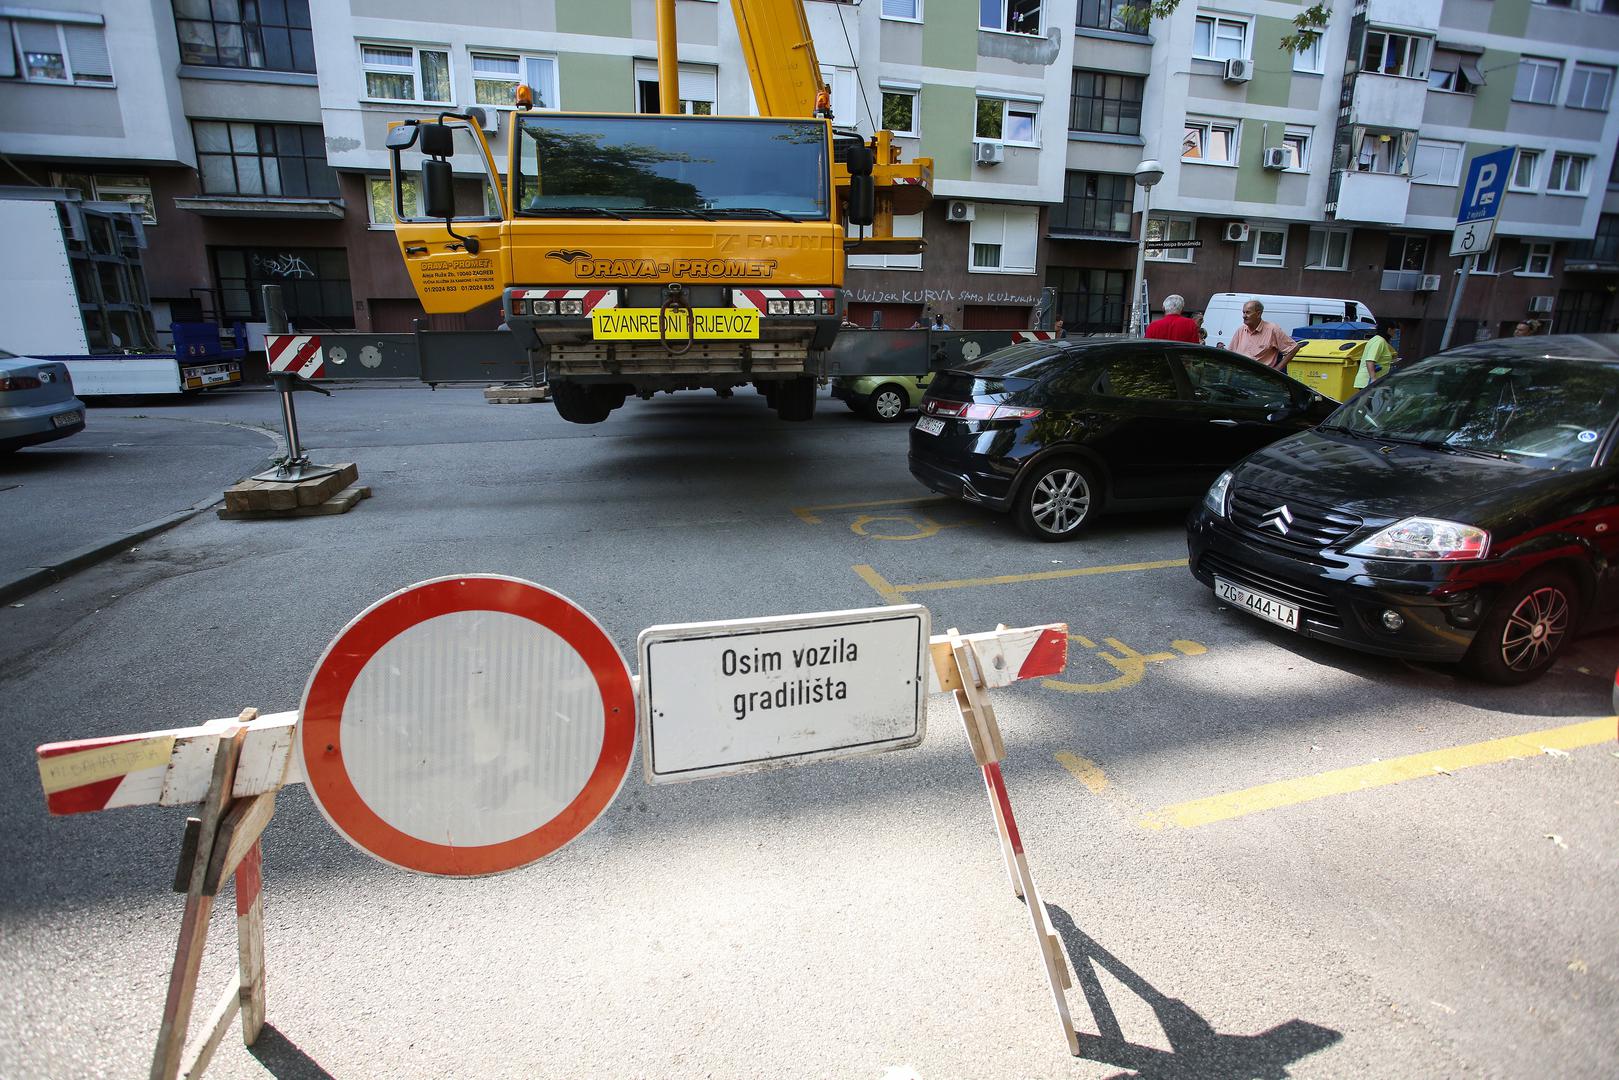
[2,386,1615,1079]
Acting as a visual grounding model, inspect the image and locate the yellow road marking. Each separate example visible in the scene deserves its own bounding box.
[1055,752,1110,795]
[792,495,949,526]
[1140,717,1617,831]
[852,564,908,606]
[895,557,1188,596]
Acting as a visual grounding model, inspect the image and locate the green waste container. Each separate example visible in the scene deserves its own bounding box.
[1287,339,1370,401]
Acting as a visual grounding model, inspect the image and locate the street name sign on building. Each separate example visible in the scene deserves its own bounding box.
[1451,146,1515,257]
[638,605,930,784]
[298,575,636,876]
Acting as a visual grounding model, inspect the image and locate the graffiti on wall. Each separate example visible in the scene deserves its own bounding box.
[847,287,1041,306]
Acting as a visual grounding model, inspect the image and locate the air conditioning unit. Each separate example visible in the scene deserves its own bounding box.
[947,200,976,222]
[1529,295,1555,313]
[1417,274,1443,291]
[974,141,1005,166]
[1262,147,1289,171]
[466,106,500,135]
[1224,58,1252,83]
[1223,222,1250,243]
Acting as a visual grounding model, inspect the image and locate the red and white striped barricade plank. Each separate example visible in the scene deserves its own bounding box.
[509,288,617,312]
[1012,331,1056,342]
[732,287,839,313]
[927,623,1067,694]
[265,334,324,379]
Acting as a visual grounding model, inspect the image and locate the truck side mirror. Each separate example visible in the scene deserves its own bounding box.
[421,159,455,220]
[848,174,875,227]
[419,122,455,159]
[385,124,419,150]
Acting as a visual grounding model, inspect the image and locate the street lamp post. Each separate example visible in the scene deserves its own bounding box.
[1128,159,1165,336]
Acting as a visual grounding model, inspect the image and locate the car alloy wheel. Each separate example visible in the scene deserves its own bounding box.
[1499,584,1570,673]
[869,384,907,422]
[1016,459,1098,541]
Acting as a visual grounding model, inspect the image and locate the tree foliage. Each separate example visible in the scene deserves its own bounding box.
[1118,0,1331,55]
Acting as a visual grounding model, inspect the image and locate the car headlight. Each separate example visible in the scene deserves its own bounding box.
[1203,470,1234,517]
[533,300,557,315]
[792,299,816,315]
[1346,517,1489,560]
[768,299,791,315]
[559,299,584,315]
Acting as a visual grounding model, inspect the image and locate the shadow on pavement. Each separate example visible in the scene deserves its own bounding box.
[1048,905,1343,1079]
[248,1023,336,1079]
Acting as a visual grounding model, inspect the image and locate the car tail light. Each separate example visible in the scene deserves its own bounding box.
[0,374,42,391]
[511,299,529,315]
[922,399,1040,421]
[924,399,967,417]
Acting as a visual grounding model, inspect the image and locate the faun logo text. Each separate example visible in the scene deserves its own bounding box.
[573,258,779,280]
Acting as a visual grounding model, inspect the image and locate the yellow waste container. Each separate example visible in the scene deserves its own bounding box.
[1286,339,1369,402]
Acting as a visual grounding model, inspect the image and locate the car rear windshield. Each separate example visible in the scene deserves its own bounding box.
[1325,355,1619,469]
[515,114,830,220]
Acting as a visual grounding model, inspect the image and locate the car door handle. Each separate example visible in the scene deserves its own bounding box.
[1209,419,1239,426]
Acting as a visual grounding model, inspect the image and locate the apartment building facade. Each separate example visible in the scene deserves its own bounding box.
[1,0,1614,350]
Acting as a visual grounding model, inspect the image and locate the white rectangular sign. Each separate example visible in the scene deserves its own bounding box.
[637,605,931,784]
[1451,218,1494,258]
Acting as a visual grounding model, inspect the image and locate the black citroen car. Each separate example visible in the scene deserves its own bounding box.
[909,338,1337,540]
[1188,334,1619,684]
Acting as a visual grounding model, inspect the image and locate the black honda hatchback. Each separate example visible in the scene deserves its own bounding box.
[909,338,1337,540]
[1187,335,1619,684]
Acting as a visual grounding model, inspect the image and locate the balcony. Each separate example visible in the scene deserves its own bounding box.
[172,195,344,220]
[1332,172,1411,225]
[1363,0,1441,33]
[1352,73,1429,131]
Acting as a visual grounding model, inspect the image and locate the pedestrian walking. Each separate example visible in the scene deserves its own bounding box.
[1225,299,1302,371]
[1144,294,1200,343]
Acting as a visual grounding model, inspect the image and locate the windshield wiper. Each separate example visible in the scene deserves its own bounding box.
[533,206,629,220]
[1318,423,1376,440]
[710,207,799,220]
[1414,440,1509,461]
[628,206,716,220]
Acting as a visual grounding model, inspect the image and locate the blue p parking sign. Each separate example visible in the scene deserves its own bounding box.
[1458,147,1516,225]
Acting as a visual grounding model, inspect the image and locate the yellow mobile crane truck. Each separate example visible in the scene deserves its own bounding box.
[384,0,931,424]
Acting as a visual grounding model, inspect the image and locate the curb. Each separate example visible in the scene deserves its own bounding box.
[0,504,214,606]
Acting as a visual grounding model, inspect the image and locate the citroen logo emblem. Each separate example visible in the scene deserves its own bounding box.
[1260,505,1294,535]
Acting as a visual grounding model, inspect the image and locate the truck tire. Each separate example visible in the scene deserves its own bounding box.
[552,382,612,425]
[775,377,817,422]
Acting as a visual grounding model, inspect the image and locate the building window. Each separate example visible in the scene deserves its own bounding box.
[881,85,919,136]
[1547,153,1591,194]
[980,0,1041,35]
[1048,266,1128,333]
[1146,214,1196,262]
[1385,234,1428,272]
[1470,243,1499,274]
[194,121,338,197]
[1240,226,1288,268]
[881,0,922,21]
[967,205,1038,273]
[6,19,113,84]
[1293,33,1323,74]
[1428,49,1484,94]
[1183,117,1239,165]
[1353,128,1414,175]
[473,53,558,110]
[213,247,353,329]
[1070,70,1143,136]
[1566,64,1615,110]
[1568,213,1619,264]
[849,211,923,269]
[1192,14,1248,62]
[1514,57,1561,104]
[635,60,714,115]
[52,172,157,224]
[1077,0,1147,34]
[1511,149,1542,191]
[1518,241,1554,276]
[367,175,422,227]
[1363,30,1430,79]
[1412,139,1463,185]
[1282,128,1310,171]
[361,43,450,103]
[173,0,314,73]
[1305,227,1351,270]
[976,96,1039,144]
[1051,171,1134,237]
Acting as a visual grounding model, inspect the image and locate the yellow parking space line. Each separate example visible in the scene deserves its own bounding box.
[895,558,1188,596]
[1140,717,1618,831]
[792,495,949,525]
[1055,752,1111,795]
[852,564,909,606]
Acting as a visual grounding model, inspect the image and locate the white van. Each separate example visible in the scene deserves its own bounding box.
[1198,293,1375,349]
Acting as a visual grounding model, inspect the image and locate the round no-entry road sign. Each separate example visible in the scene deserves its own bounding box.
[298,575,635,876]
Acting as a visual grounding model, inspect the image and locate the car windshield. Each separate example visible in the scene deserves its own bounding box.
[0,348,14,360]
[1325,354,1619,470]
[515,114,830,220]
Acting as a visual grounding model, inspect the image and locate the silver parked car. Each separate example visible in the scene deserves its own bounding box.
[0,349,85,453]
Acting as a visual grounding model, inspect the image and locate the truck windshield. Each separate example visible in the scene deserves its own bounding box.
[515,114,830,221]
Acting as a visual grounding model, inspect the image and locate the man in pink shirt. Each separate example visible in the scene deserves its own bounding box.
[1144,294,1201,342]
[1226,299,1302,371]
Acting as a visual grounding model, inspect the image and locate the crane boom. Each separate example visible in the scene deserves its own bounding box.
[729,0,826,119]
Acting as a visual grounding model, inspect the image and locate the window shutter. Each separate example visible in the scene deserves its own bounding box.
[17,21,60,55]
[64,26,112,80]
[1002,207,1038,273]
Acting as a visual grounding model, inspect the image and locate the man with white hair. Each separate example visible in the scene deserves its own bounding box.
[1145,293,1200,342]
